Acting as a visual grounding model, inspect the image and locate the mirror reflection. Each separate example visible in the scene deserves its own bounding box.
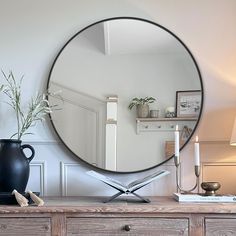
[48,18,203,172]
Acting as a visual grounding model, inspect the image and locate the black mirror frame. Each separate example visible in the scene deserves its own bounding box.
[47,16,204,174]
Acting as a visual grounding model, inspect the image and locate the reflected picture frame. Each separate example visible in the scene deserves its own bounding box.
[176,90,201,118]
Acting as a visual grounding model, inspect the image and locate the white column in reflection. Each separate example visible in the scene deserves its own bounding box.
[105,96,118,171]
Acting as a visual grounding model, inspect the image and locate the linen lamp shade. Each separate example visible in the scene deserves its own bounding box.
[230,117,236,146]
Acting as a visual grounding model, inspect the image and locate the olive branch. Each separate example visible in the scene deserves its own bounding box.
[1,70,54,140]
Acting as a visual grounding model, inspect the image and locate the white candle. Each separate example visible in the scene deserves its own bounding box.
[194,136,200,166]
[175,125,179,157]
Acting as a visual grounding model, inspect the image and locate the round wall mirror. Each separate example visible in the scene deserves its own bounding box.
[48,17,203,173]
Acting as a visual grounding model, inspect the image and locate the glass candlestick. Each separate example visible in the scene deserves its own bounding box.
[174,155,200,194]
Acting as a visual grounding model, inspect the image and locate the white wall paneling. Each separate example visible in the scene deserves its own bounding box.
[49,82,105,168]
[27,161,46,195]
[147,162,178,196]
[60,162,81,196]
[24,140,73,196]
[202,162,236,195]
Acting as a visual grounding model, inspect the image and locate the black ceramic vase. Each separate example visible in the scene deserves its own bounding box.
[0,139,35,193]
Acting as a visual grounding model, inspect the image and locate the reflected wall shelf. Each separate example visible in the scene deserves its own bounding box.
[136,117,197,134]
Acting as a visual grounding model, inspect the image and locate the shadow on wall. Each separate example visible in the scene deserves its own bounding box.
[196,59,236,141]
[198,107,236,141]
[201,59,236,101]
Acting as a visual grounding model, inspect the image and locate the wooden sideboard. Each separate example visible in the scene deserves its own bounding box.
[0,196,236,235]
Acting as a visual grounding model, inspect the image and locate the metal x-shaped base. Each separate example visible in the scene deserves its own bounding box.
[103,190,150,203]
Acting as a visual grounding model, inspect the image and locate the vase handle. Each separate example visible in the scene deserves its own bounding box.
[21,144,35,163]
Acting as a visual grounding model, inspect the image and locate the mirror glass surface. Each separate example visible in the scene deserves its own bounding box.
[48,18,203,172]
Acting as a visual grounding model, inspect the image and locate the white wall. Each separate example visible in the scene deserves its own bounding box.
[0,0,236,196]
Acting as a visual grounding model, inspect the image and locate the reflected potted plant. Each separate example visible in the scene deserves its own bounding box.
[128,96,156,118]
[0,70,53,193]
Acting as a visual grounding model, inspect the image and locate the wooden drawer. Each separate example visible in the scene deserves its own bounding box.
[205,218,236,236]
[67,217,189,235]
[0,217,51,236]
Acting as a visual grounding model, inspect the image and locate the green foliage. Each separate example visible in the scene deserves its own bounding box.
[1,70,54,140]
[128,96,156,110]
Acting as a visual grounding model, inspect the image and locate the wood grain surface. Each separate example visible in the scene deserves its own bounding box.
[0,197,235,236]
[67,217,189,236]
[205,218,236,236]
[0,217,50,236]
[0,196,236,214]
